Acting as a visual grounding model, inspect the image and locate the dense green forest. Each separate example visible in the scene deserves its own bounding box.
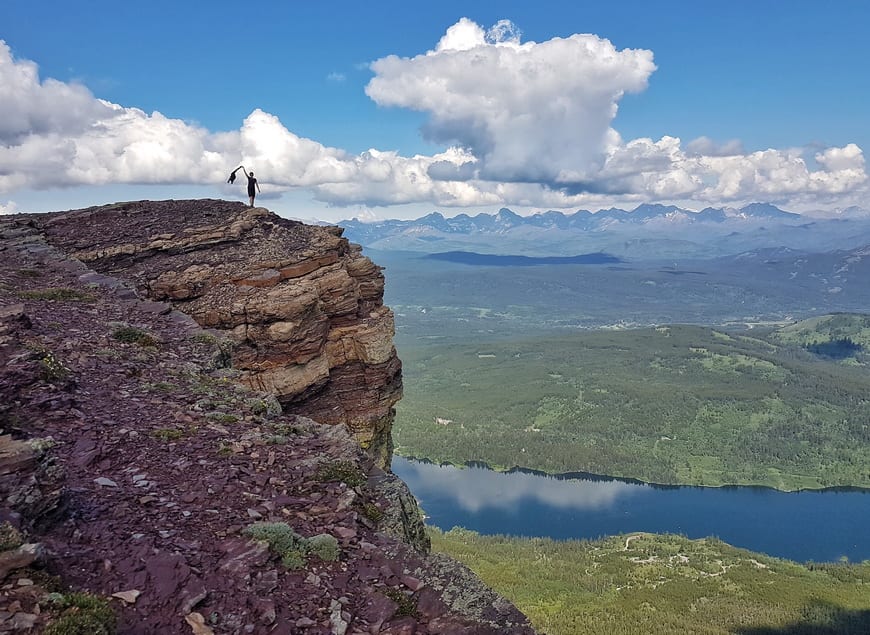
[393,318,870,490]
[432,528,870,635]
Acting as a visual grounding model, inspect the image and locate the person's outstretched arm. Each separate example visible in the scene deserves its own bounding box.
[256,181,261,193]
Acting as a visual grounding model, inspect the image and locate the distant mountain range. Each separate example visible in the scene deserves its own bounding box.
[338,203,870,260]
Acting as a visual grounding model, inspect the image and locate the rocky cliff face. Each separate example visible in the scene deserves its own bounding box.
[35,200,402,468]
[0,205,537,634]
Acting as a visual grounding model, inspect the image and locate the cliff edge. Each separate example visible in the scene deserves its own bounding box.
[37,200,402,469]
[0,201,536,634]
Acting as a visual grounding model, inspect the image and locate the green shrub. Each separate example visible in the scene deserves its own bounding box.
[383,587,419,618]
[30,347,70,382]
[44,592,115,635]
[111,326,158,348]
[361,502,385,524]
[307,533,340,562]
[0,522,23,551]
[244,522,309,570]
[248,397,283,417]
[279,548,307,570]
[191,332,219,345]
[315,460,366,487]
[244,522,341,569]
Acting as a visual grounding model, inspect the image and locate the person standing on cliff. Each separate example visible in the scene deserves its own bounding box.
[241,166,260,207]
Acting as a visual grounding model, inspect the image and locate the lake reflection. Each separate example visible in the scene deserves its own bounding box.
[396,458,646,512]
[393,456,870,563]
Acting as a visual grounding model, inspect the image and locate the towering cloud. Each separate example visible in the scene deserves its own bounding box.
[366,18,656,186]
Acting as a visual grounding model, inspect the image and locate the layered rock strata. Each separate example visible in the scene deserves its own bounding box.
[0,213,537,634]
[33,200,402,467]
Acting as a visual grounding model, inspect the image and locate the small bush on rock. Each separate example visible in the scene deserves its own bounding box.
[111,325,159,348]
[245,522,342,569]
[360,502,385,524]
[0,522,23,551]
[307,533,340,562]
[30,347,70,382]
[245,522,309,570]
[44,592,115,635]
[315,460,366,488]
[383,587,419,618]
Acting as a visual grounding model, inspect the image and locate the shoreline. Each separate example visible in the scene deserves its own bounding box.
[392,451,870,494]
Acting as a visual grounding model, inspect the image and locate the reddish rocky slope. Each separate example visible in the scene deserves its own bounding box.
[0,202,536,634]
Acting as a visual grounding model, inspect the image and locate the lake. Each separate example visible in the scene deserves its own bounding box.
[392,456,870,563]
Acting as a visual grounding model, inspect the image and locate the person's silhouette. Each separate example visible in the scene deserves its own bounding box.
[241,167,260,207]
[227,166,242,184]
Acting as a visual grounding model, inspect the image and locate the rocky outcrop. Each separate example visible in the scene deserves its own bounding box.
[0,213,537,634]
[33,200,402,468]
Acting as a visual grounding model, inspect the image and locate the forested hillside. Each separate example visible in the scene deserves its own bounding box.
[432,528,870,635]
[394,320,870,490]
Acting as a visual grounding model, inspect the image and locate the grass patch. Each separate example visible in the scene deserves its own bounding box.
[44,592,115,635]
[19,287,95,302]
[0,522,23,550]
[270,422,302,436]
[382,587,419,618]
[151,427,184,441]
[111,325,159,348]
[315,460,366,488]
[205,412,240,425]
[360,502,385,524]
[307,533,340,562]
[190,332,220,345]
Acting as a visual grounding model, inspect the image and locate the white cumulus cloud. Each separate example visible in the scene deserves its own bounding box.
[0,26,867,213]
[366,18,656,186]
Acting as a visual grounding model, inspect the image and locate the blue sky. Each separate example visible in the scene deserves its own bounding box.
[2,0,868,221]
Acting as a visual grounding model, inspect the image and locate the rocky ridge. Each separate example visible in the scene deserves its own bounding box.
[36,200,401,468]
[0,204,536,634]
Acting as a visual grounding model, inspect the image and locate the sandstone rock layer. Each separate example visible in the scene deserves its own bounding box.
[35,200,402,467]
